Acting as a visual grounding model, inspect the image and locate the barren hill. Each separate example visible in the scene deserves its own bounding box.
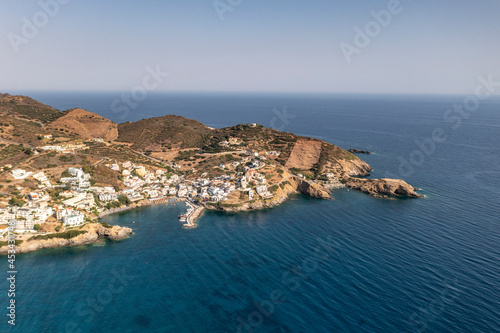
[46,108,118,141]
[0,93,62,123]
[117,115,212,150]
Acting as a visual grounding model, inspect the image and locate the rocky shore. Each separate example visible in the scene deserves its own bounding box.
[206,174,424,213]
[0,223,132,254]
[345,178,424,199]
[205,176,332,213]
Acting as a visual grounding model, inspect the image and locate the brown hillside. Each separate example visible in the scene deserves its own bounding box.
[285,139,323,170]
[47,108,118,141]
[117,115,212,150]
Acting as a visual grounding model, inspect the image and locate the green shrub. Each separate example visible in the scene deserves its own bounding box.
[0,240,23,247]
[105,201,121,209]
[59,155,74,162]
[28,230,87,241]
[268,185,279,193]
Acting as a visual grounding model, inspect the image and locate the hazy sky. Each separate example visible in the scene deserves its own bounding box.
[1,0,499,94]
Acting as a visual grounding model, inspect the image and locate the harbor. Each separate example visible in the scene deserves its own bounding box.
[179,200,205,228]
[97,195,204,228]
[99,197,183,218]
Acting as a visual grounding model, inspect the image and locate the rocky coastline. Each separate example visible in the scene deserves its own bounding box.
[204,176,332,213]
[0,223,132,254]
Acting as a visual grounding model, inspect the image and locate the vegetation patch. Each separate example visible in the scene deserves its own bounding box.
[268,185,279,193]
[28,230,88,241]
[0,240,23,247]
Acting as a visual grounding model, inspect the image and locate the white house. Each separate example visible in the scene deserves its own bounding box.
[12,219,35,232]
[256,185,273,198]
[62,213,85,227]
[68,167,84,178]
[177,188,188,198]
[11,169,31,179]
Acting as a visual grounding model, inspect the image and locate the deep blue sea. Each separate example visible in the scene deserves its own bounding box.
[4,92,500,333]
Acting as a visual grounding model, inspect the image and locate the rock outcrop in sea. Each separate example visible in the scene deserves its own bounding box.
[344,178,424,199]
[348,148,372,154]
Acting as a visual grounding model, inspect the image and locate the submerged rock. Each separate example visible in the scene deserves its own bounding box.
[348,148,372,154]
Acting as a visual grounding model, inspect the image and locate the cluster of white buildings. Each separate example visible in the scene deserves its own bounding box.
[178,176,236,202]
[62,192,95,209]
[2,148,285,235]
[104,152,276,204]
[0,190,54,232]
[38,143,86,154]
[1,167,95,233]
[60,167,91,189]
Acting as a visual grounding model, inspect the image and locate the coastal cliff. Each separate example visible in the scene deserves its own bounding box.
[0,224,132,254]
[292,176,331,199]
[337,157,373,177]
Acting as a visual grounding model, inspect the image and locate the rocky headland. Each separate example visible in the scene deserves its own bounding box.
[0,224,132,254]
[345,178,424,199]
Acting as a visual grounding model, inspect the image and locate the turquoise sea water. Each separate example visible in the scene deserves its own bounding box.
[4,92,500,332]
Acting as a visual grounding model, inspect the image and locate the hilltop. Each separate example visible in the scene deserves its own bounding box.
[117,114,212,150]
[47,108,118,141]
[0,93,62,124]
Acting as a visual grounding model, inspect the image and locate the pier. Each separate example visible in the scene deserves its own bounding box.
[323,181,345,189]
[180,200,205,228]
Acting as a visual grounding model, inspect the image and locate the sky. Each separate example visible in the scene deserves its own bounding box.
[0,0,499,94]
